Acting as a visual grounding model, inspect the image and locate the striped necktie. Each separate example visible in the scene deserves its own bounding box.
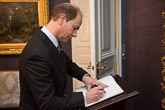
[57,43,60,52]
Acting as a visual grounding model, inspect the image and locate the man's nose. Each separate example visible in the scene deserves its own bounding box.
[72,30,77,37]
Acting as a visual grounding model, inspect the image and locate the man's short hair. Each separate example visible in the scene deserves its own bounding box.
[51,3,83,22]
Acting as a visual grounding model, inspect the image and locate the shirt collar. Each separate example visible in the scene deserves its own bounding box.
[41,25,58,47]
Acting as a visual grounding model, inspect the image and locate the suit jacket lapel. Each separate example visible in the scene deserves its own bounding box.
[36,29,67,79]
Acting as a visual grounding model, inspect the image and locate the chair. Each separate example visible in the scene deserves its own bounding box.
[0,71,20,110]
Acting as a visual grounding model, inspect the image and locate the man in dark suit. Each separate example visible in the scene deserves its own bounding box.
[19,3,108,110]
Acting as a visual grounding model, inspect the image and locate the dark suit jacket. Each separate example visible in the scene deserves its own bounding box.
[19,28,87,110]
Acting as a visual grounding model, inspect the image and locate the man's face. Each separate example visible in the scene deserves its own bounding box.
[59,13,82,42]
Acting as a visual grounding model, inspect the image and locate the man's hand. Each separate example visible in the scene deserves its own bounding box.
[83,75,109,104]
[83,75,109,90]
[85,85,105,104]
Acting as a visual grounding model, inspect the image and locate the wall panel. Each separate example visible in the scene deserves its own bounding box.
[122,0,165,110]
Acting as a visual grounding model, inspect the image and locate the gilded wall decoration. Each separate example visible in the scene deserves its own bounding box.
[161,11,165,109]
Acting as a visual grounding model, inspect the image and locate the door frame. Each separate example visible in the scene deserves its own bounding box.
[90,0,122,78]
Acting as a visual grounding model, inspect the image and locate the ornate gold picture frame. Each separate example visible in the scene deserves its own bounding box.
[0,0,49,55]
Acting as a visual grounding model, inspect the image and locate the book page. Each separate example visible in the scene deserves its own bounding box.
[75,75,124,107]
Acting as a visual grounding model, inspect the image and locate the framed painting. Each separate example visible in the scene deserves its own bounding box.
[0,0,49,55]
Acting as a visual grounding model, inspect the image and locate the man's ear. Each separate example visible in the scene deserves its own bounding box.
[58,13,66,26]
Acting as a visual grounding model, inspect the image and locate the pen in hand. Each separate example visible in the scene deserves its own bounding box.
[91,84,106,93]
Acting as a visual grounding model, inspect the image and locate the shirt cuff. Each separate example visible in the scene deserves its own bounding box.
[82,73,91,83]
[82,92,88,107]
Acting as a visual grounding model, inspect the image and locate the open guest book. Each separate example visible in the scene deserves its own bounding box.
[75,75,124,107]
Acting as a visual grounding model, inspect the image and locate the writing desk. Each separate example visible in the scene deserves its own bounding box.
[86,75,139,110]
